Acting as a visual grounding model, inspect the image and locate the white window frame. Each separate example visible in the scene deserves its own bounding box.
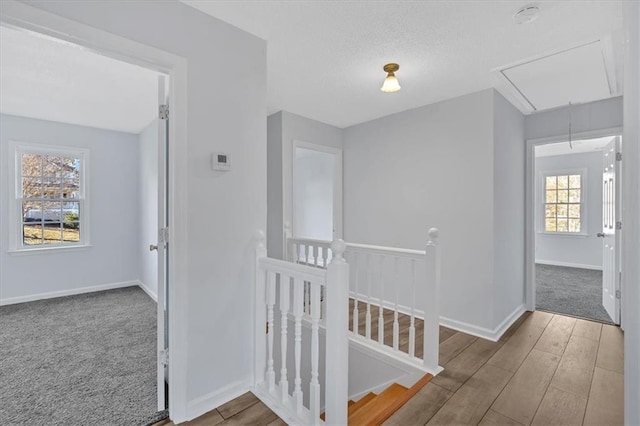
[537,168,588,236]
[8,141,91,254]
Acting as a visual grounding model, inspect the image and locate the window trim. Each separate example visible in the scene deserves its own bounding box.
[8,141,91,253]
[537,168,588,236]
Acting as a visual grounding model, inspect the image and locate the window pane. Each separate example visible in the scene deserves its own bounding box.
[557,204,568,218]
[546,176,557,190]
[22,177,42,198]
[569,189,581,203]
[23,223,44,245]
[546,190,557,203]
[545,218,557,232]
[569,219,581,232]
[63,221,80,242]
[42,176,62,199]
[569,204,581,218]
[22,153,41,177]
[545,204,556,218]
[23,201,42,222]
[557,176,569,189]
[557,219,569,232]
[43,201,62,222]
[62,178,80,199]
[569,175,581,189]
[43,222,62,244]
[62,202,80,222]
[558,190,569,203]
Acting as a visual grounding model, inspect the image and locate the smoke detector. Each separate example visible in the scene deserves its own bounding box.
[514,5,540,24]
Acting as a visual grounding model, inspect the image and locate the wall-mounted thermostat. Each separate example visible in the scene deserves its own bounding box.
[212,152,231,171]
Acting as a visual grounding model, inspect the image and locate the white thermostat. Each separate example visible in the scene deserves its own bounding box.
[212,152,231,171]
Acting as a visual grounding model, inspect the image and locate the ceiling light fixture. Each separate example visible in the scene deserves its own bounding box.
[514,5,540,24]
[381,63,401,93]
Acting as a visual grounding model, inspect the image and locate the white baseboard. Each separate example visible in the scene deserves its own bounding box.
[535,259,602,271]
[440,304,527,342]
[186,379,252,422]
[137,281,158,302]
[0,280,141,306]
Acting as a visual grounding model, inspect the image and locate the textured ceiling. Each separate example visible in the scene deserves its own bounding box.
[0,25,160,134]
[182,0,625,128]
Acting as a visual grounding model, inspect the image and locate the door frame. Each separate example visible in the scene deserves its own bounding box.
[291,140,343,240]
[525,127,623,321]
[0,1,190,420]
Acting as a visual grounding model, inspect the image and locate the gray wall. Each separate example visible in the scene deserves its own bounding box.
[267,112,283,258]
[534,151,603,269]
[0,114,140,302]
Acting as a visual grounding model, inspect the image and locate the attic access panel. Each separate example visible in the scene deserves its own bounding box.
[500,40,615,112]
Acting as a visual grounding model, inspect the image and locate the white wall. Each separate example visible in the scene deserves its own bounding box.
[525,96,623,141]
[623,1,640,424]
[0,114,140,302]
[267,111,342,259]
[14,1,267,420]
[343,90,499,332]
[138,118,158,298]
[493,92,526,326]
[534,151,603,269]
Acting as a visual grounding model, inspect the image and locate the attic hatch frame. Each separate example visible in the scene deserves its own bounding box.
[493,37,620,114]
[0,1,190,422]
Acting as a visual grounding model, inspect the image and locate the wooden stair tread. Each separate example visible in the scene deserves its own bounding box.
[348,392,377,416]
[348,383,408,426]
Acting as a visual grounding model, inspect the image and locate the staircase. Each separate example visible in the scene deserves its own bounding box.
[321,373,433,426]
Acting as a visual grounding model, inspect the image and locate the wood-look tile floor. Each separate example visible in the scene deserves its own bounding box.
[156,310,623,425]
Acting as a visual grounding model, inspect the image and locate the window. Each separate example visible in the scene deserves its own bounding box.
[11,143,89,250]
[543,173,583,233]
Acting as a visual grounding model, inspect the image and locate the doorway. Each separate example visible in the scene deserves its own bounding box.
[527,134,622,324]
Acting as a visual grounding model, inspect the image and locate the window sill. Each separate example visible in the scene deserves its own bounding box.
[8,244,92,256]
[536,232,590,238]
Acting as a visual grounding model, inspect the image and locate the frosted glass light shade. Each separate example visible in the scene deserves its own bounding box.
[381,75,401,92]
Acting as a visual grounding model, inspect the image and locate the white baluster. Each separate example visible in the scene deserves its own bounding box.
[409,259,416,358]
[393,256,400,351]
[254,231,267,387]
[305,281,311,316]
[353,252,359,335]
[365,254,372,340]
[266,271,277,391]
[305,244,310,265]
[292,279,304,413]
[423,228,441,372]
[310,281,321,424]
[322,247,328,268]
[313,245,319,267]
[279,275,290,402]
[378,255,385,345]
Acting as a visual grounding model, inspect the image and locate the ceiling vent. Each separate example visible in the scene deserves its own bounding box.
[493,38,618,114]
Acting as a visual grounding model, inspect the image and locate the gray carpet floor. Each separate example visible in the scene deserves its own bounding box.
[0,287,158,425]
[536,264,613,324]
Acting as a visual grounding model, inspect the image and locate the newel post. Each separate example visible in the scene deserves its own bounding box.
[254,230,268,386]
[423,228,441,373]
[325,239,349,426]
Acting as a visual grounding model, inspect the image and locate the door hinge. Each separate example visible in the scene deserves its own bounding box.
[616,152,622,161]
[266,322,269,334]
[615,290,621,299]
[616,221,622,230]
[159,104,169,120]
[159,227,169,244]
[159,349,169,366]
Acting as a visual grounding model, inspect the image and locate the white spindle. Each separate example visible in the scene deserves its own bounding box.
[423,228,441,372]
[254,231,267,387]
[279,275,290,402]
[266,271,277,391]
[310,281,321,424]
[378,255,385,345]
[325,240,349,425]
[292,279,304,413]
[305,244,310,265]
[409,259,416,358]
[365,254,372,340]
[322,247,328,268]
[305,281,311,316]
[313,245,319,267]
[393,256,400,351]
[353,252,359,335]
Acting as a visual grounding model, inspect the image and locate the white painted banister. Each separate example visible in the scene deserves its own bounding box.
[423,228,441,372]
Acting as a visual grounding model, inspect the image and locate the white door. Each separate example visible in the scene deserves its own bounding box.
[156,75,169,410]
[600,136,621,324]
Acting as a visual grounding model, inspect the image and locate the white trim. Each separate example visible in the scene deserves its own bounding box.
[187,379,252,421]
[252,384,309,426]
[0,279,140,306]
[535,259,602,271]
[8,244,92,256]
[525,127,623,312]
[138,281,158,302]
[0,2,190,421]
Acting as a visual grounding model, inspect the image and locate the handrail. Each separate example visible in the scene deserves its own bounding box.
[258,256,326,283]
[346,242,425,260]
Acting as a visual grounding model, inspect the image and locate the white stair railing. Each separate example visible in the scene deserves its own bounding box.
[254,231,349,425]
[283,228,442,375]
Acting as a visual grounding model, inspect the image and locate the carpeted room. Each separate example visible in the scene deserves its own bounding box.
[0,25,166,425]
